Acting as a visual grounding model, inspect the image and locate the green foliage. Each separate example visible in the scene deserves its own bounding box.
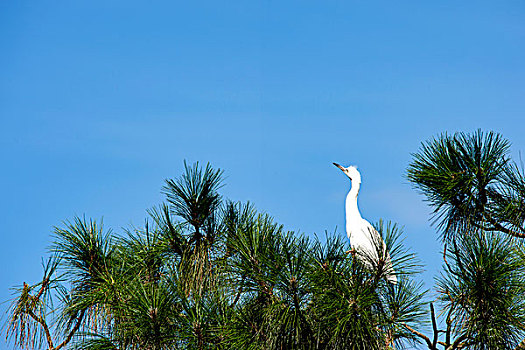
[162,161,224,245]
[308,225,426,350]
[407,130,513,240]
[408,130,525,349]
[5,161,425,350]
[8,132,525,350]
[438,233,525,349]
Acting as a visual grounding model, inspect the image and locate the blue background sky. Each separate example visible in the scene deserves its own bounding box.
[1,1,524,348]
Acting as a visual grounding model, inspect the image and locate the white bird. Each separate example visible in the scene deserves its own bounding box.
[333,163,397,284]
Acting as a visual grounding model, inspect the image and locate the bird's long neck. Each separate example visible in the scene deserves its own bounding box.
[345,180,362,220]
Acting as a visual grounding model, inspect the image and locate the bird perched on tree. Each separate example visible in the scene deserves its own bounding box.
[333,163,397,284]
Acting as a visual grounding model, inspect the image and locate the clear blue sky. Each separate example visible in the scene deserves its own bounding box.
[1,1,524,348]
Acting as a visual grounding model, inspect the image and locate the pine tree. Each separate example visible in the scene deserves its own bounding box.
[4,161,435,350]
[407,130,525,349]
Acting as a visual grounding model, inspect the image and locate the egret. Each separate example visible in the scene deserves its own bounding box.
[333,163,397,284]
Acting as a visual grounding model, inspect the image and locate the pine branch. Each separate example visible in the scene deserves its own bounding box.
[26,308,85,350]
[54,309,86,350]
[447,333,468,350]
[26,308,54,350]
[445,302,455,350]
[430,303,439,349]
[230,276,246,308]
[402,323,435,350]
[483,212,525,238]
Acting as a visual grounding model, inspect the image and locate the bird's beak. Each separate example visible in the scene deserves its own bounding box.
[333,162,345,172]
[333,162,351,179]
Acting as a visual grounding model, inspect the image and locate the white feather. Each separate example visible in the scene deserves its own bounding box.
[335,164,397,284]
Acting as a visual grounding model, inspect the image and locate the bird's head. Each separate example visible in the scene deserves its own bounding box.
[333,163,361,183]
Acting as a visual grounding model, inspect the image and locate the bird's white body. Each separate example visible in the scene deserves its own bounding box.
[335,163,397,284]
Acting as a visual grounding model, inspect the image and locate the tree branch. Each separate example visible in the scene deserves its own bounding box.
[447,333,468,350]
[403,323,435,350]
[27,307,85,350]
[27,309,54,350]
[483,213,525,238]
[230,276,245,308]
[445,303,455,349]
[34,278,49,302]
[430,303,439,349]
[54,309,86,350]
